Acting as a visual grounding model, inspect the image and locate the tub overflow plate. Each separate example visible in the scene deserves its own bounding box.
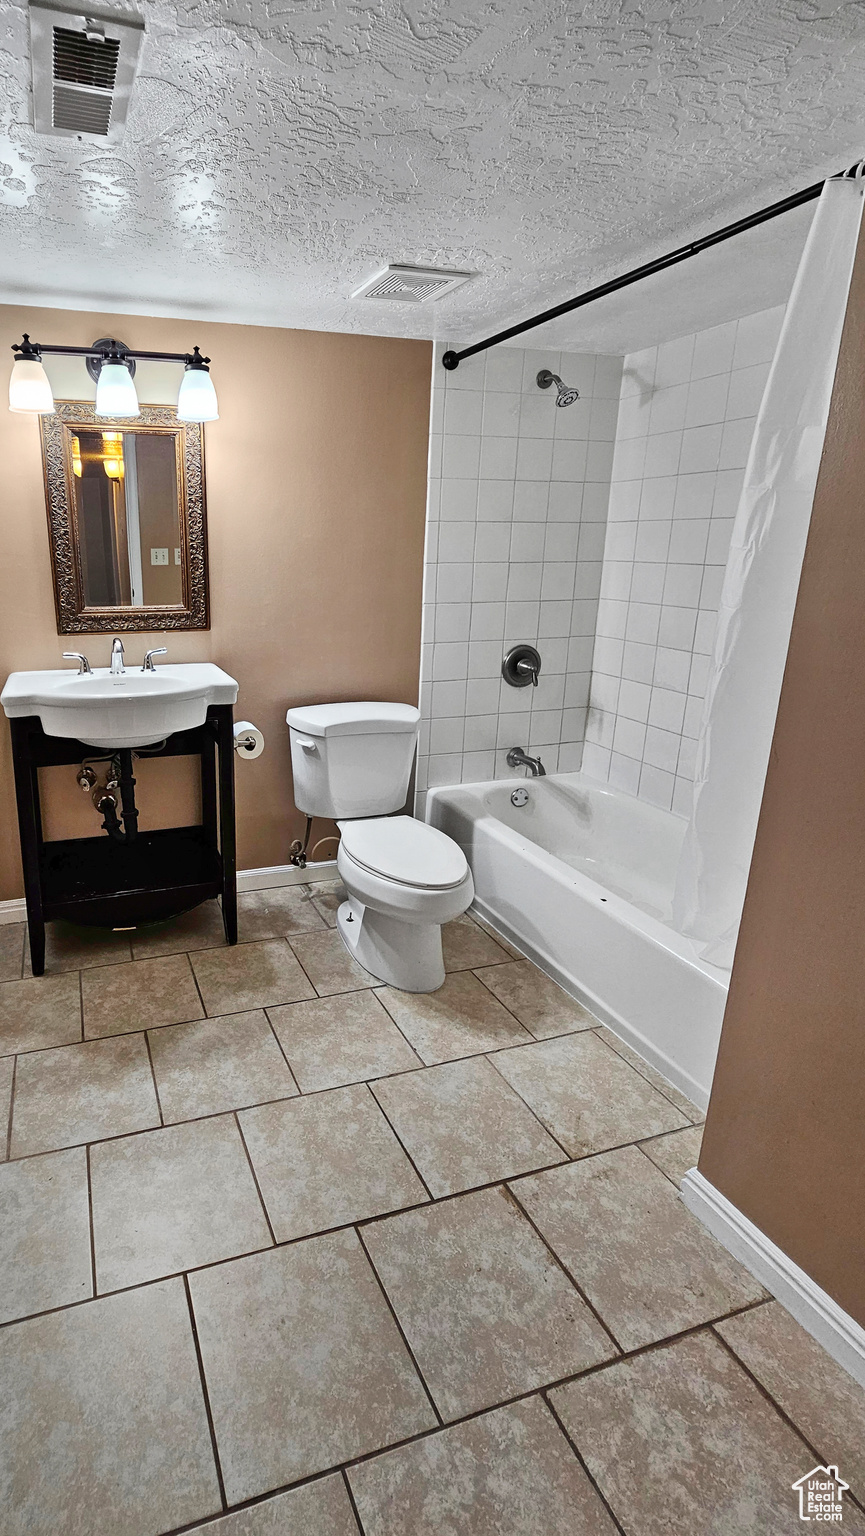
[510,787,530,808]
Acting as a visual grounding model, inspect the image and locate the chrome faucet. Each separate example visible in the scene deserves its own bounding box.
[109,638,125,676]
[141,647,167,673]
[62,652,92,675]
[507,746,546,777]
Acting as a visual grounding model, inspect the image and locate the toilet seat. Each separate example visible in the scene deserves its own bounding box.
[338,816,468,891]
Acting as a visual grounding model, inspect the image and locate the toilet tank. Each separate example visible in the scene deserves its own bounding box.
[286,702,419,819]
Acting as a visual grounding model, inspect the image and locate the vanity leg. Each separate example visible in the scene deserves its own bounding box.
[11,722,46,977]
[215,707,237,944]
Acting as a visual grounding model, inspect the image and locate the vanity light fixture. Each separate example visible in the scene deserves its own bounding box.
[8,336,55,414]
[176,347,219,422]
[8,334,220,423]
[94,345,139,417]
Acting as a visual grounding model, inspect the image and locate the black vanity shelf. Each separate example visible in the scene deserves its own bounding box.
[10,704,237,977]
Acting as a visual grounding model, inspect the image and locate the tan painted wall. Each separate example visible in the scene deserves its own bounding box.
[698,214,865,1328]
[0,304,432,900]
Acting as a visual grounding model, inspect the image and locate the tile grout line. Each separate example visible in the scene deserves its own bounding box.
[182,1273,228,1513]
[340,1467,367,1534]
[354,1223,444,1429]
[589,1025,703,1123]
[710,1325,865,1518]
[502,1181,624,1356]
[84,1142,98,1300]
[184,950,211,1021]
[232,1111,278,1248]
[78,968,84,1041]
[483,1048,573,1161]
[282,934,326,1001]
[368,988,427,1068]
[143,1031,165,1127]
[542,1390,629,1536]
[261,1008,302,1095]
[4,1054,17,1161]
[364,1080,436,1201]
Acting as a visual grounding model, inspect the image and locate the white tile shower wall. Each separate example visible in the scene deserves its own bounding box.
[582,305,786,818]
[417,343,623,808]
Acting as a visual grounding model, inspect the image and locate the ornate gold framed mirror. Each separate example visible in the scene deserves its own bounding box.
[40,401,209,633]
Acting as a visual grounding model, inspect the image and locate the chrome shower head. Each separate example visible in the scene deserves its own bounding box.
[536,368,580,407]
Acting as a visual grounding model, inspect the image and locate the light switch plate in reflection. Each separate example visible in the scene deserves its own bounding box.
[150,548,169,566]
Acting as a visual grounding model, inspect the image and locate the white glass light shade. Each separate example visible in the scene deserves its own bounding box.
[9,357,55,414]
[176,366,219,422]
[95,361,140,417]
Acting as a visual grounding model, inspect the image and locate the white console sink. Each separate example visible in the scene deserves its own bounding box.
[1,663,238,749]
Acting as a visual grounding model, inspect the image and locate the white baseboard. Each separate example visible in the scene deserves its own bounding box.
[0,859,339,924]
[236,860,337,892]
[0,897,26,925]
[682,1168,865,1389]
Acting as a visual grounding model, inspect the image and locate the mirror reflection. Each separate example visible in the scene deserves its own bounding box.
[70,428,183,609]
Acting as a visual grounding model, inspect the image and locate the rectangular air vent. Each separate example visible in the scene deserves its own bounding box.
[30,1,144,142]
[352,265,473,303]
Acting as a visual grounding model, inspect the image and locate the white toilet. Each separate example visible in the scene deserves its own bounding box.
[286,701,473,991]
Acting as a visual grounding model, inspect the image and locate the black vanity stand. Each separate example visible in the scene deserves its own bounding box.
[10,704,237,977]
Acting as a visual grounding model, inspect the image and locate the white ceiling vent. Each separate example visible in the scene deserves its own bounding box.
[352,265,472,304]
[29,1,144,142]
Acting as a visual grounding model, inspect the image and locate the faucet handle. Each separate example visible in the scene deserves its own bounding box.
[62,652,92,675]
[141,648,168,673]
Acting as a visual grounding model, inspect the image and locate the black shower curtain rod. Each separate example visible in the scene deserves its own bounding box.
[440,159,864,371]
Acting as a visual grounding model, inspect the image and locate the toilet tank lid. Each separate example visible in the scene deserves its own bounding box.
[286,701,420,738]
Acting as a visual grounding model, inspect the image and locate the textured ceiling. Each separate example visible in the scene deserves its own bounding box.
[1,1,865,353]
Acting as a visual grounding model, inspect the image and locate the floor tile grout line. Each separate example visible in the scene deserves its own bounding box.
[502,1182,624,1356]
[710,1325,865,1517]
[184,950,210,1021]
[232,1110,278,1248]
[589,1025,703,1122]
[354,1223,444,1428]
[132,1308,811,1536]
[1,972,568,1069]
[363,1080,436,1201]
[341,1467,367,1534]
[261,1009,302,1095]
[542,1390,629,1536]
[367,989,428,1069]
[0,1050,700,1186]
[281,934,327,1001]
[635,1138,695,1188]
[143,1031,165,1126]
[483,1049,573,1160]
[84,1142,98,1299]
[78,968,84,1041]
[4,1053,16,1161]
[182,1272,228,1513]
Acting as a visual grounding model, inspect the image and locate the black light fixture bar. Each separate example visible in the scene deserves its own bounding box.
[11,339,207,364]
[441,159,864,371]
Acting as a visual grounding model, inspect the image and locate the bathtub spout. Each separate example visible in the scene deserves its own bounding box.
[506,746,546,776]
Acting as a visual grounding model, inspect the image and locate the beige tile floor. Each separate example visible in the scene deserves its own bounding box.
[1,879,864,1536]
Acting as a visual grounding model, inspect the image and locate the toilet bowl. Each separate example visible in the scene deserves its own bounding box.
[336,816,473,991]
[286,701,473,992]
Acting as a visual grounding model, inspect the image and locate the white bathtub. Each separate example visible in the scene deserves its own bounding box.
[427,772,729,1111]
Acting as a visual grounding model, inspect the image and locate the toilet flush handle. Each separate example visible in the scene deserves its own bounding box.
[294,735,317,752]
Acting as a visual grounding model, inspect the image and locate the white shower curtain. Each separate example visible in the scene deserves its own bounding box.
[673,175,864,969]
